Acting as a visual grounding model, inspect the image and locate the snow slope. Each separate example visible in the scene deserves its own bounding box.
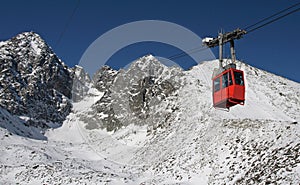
[0,88,138,184]
[0,58,300,184]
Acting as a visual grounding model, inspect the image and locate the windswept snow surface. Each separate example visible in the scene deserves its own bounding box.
[1,60,300,184]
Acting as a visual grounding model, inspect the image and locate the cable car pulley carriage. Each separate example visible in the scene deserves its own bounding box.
[203,29,246,110]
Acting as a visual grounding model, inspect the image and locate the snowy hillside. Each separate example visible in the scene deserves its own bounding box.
[0,46,300,184]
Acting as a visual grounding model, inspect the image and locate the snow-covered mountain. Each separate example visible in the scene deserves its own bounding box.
[0,33,300,184]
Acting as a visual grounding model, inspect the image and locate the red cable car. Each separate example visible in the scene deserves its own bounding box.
[212,67,245,109]
[202,28,247,109]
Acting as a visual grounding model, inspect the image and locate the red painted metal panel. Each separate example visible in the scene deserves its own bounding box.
[212,68,245,109]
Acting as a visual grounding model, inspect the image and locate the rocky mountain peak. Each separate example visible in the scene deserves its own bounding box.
[127,54,166,74]
[0,32,72,130]
[1,32,49,60]
[84,55,183,131]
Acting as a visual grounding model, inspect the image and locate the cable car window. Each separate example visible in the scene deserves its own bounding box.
[234,71,244,85]
[214,77,220,92]
[222,73,228,88]
[229,71,233,86]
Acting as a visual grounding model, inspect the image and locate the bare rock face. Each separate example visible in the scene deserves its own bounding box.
[93,65,118,92]
[71,65,91,102]
[89,55,183,131]
[0,32,72,128]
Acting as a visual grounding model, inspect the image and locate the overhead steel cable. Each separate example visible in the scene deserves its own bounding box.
[246,6,300,34]
[56,0,81,47]
[244,2,300,30]
[167,46,209,60]
[168,2,300,61]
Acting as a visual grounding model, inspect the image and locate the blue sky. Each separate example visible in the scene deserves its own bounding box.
[0,0,299,82]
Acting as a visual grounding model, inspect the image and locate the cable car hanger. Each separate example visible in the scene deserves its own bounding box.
[202,28,246,70]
